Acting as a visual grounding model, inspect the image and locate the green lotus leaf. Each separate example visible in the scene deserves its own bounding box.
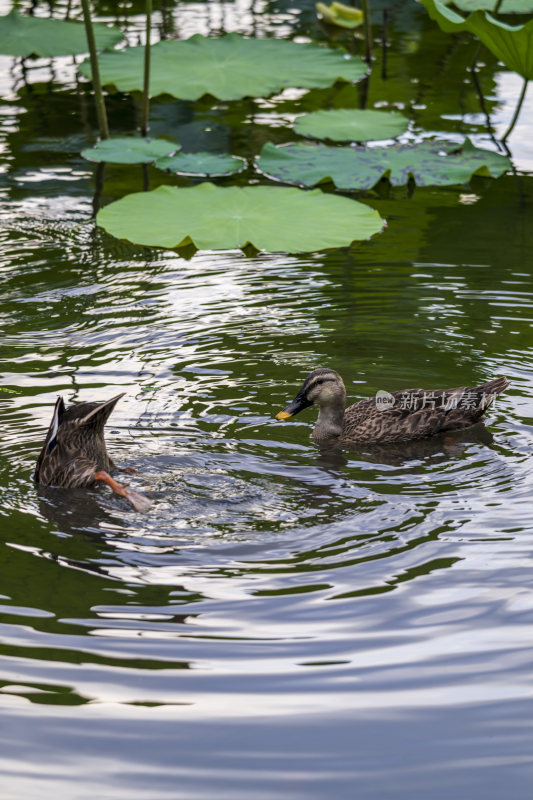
[155,152,246,176]
[78,34,368,101]
[294,109,409,142]
[451,0,533,12]
[256,139,510,189]
[81,137,179,164]
[0,9,122,58]
[96,183,384,253]
[316,2,364,29]
[419,0,533,78]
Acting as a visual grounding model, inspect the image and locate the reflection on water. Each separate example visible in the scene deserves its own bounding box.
[1,0,533,797]
[1,218,532,795]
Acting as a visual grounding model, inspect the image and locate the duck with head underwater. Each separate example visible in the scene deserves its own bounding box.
[276,368,510,444]
[34,394,152,512]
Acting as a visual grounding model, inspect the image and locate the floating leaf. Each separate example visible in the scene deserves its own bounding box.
[96,183,384,253]
[0,9,122,58]
[155,152,246,176]
[78,34,367,101]
[81,137,179,164]
[294,109,409,142]
[316,2,364,28]
[420,0,533,79]
[257,139,510,189]
[451,0,533,12]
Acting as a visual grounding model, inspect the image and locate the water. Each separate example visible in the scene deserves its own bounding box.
[1,1,533,797]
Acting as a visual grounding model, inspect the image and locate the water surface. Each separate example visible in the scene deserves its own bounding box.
[1,1,533,797]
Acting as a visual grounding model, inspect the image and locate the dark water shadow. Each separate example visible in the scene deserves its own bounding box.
[36,484,142,538]
[333,422,495,466]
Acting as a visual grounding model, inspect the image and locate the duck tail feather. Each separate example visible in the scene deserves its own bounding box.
[476,376,510,410]
[476,376,510,396]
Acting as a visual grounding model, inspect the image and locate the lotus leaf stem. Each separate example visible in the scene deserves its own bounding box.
[502,78,529,143]
[92,162,106,216]
[80,0,109,139]
[142,0,152,137]
[382,7,388,80]
[362,0,372,63]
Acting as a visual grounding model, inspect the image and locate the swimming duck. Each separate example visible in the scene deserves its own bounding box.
[34,394,152,512]
[276,368,509,444]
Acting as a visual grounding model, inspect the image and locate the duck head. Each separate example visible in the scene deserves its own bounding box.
[276,368,346,420]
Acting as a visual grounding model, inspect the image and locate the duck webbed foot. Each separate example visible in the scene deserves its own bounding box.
[94,470,152,512]
[117,466,138,475]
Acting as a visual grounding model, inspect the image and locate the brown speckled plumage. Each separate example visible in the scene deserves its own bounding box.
[276,368,510,444]
[34,394,152,512]
[35,394,123,487]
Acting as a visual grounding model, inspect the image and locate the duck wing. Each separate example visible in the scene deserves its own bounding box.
[440,376,509,431]
[60,393,125,429]
[342,377,509,443]
[34,396,66,483]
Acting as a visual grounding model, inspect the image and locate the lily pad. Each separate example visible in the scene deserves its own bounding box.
[420,0,533,79]
[78,33,368,101]
[256,139,510,189]
[0,9,122,58]
[294,109,409,142]
[155,152,246,176]
[81,137,179,164]
[96,183,384,253]
[316,2,364,28]
[451,0,533,12]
